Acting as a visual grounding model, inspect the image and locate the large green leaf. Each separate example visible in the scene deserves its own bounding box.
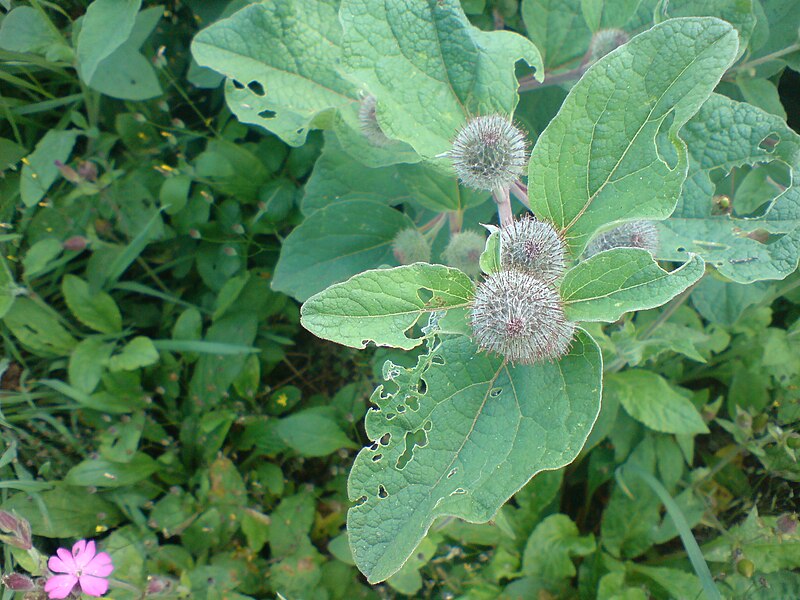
[340,0,543,160]
[0,6,63,55]
[62,274,122,334]
[191,0,359,146]
[76,0,141,83]
[521,0,590,69]
[606,370,709,435]
[527,18,739,256]
[272,198,415,302]
[20,130,78,207]
[658,93,800,283]
[301,264,474,350]
[561,249,705,322]
[348,331,601,583]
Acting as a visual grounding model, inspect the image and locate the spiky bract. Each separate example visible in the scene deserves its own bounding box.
[358,94,390,146]
[442,230,485,277]
[448,115,528,191]
[584,221,659,258]
[392,228,431,264]
[470,270,575,364]
[588,29,629,62]
[500,216,567,282]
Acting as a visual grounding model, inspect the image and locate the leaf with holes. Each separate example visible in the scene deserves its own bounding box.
[301,264,474,350]
[347,331,601,583]
[191,0,359,146]
[561,249,705,322]
[340,0,543,161]
[658,93,800,283]
[527,17,739,256]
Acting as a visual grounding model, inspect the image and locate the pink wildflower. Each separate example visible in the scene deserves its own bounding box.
[45,539,113,599]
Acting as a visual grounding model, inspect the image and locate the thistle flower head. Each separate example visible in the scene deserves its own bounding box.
[470,270,575,364]
[584,220,659,258]
[392,228,431,264]
[448,115,528,191]
[442,230,485,277]
[358,94,390,147]
[588,29,629,62]
[500,215,567,282]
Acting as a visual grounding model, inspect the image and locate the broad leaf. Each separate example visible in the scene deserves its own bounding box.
[21,130,79,207]
[108,336,159,371]
[192,0,359,146]
[606,370,709,434]
[76,0,141,83]
[656,0,757,57]
[658,93,800,282]
[0,6,63,55]
[348,331,601,583]
[561,249,705,322]
[522,514,596,580]
[527,18,739,255]
[340,0,543,160]
[521,0,590,69]
[276,408,359,456]
[273,198,415,302]
[301,264,474,350]
[62,274,123,334]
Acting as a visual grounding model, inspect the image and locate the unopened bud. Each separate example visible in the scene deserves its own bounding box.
[776,513,797,535]
[2,573,34,591]
[392,228,431,265]
[442,231,485,277]
[500,216,566,282]
[470,269,574,364]
[447,115,528,191]
[188,229,201,239]
[78,161,98,181]
[584,220,659,258]
[358,95,391,147]
[588,29,629,62]
[63,236,88,251]
[54,160,81,184]
[736,558,755,578]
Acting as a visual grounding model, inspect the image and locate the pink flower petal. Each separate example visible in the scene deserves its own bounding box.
[73,539,95,570]
[79,574,109,597]
[83,551,113,577]
[44,573,78,599]
[49,548,78,574]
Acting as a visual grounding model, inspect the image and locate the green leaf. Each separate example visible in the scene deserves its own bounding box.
[62,274,123,334]
[397,163,488,212]
[84,6,163,100]
[561,249,705,322]
[479,231,501,275]
[76,0,141,83]
[522,514,596,580]
[658,93,800,282]
[340,0,543,160]
[581,0,641,30]
[65,453,159,488]
[521,0,591,69]
[1,486,122,538]
[276,408,359,457]
[69,337,115,394]
[606,370,709,434]
[656,0,757,57]
[301,264,474,350]
[273,198,415,302]
[0,256,16,319]
[348,331,601,583]
[3,297,77,357]
[302,135,411,215]
[0,6,63,54]
[528,18,739,256]
[192,0,359,146]
[108,336,159,371]
[21,238,62,280]
[20,129,79,207]
[690,276,771,325]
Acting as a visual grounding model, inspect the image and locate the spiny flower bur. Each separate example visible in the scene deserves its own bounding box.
[500,216,567,283]
[588,29,629,62]
[392,228,431,265]
[584,220,659,258]
[470,270,575,364]
[442,230,485,277]
[358,94,391,147]
[447,115,528,191]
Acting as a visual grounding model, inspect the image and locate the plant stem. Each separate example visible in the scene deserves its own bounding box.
[492,187,513,228]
